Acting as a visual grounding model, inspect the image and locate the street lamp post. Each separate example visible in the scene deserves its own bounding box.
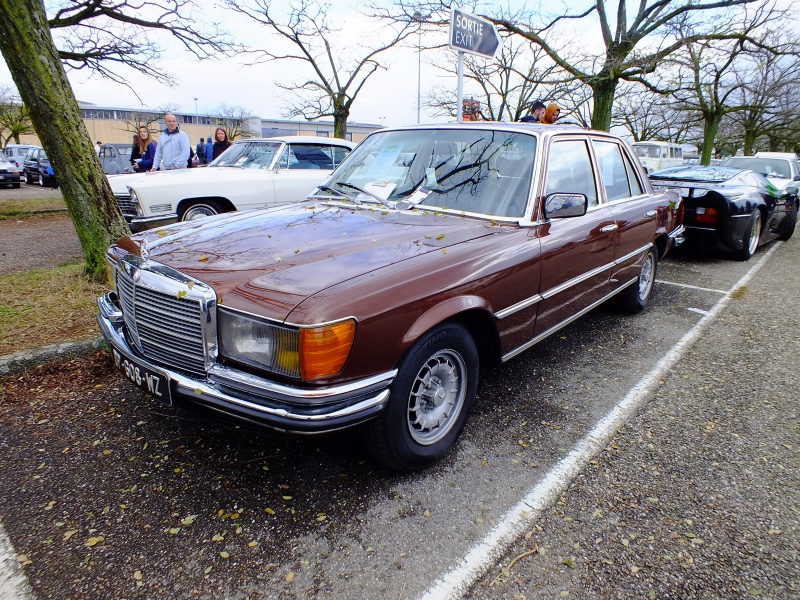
[413,12,423,124]
[194,97,198,118]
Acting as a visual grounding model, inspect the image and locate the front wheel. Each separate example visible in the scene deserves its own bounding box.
[24,172,31,184]
[179,199,222,222]
[360,323,479,472]
[618,245,658,314]
[734,209,762,261]
[38,173,45,187]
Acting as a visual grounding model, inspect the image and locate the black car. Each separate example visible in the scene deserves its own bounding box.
[650,165,797,260]
[22,147,56,187]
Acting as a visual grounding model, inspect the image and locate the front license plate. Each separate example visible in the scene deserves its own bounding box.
[112,348,171,404]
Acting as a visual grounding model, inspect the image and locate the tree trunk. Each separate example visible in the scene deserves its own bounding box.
[590,78,619,132]
[743,128,756,155]
[699,113,722,165]
[0,0,129,280]
[333,105,349,140]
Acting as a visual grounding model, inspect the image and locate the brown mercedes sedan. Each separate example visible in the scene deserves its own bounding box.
[97,124,685,471]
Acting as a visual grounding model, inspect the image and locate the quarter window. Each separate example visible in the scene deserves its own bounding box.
[592,140,643,201]
[545,140,597,206]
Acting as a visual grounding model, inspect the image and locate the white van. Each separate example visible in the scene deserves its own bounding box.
[632,141,684,173]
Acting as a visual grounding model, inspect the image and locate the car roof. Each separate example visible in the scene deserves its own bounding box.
[755,151,797,160]
[236,136,355,147]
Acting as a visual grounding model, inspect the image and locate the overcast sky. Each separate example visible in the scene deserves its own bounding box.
[0,3,467,128]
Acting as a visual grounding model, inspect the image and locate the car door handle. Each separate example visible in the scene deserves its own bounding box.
[645,210,657,217]
[600,224,618,233]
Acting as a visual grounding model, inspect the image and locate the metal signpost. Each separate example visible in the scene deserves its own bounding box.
[448,7,501,121]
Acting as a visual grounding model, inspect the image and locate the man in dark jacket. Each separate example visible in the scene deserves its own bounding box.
[520,101,546,123]
[196,137,206,165]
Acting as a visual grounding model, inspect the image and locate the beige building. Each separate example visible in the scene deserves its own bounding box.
[14,102,381,147]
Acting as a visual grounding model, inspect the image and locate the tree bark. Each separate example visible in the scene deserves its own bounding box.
[590,78,618,132]
[0,0,130,280]
[700,113,722,164]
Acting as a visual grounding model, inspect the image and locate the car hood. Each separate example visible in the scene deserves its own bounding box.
[118,202,498,322]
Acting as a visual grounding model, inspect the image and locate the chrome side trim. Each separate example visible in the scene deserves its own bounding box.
[494,294,543,320]
[501,277,637,362]
[613,244,651,266]
[541,261,615,300]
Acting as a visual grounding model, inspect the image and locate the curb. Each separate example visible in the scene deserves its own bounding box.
[0,337,105,377]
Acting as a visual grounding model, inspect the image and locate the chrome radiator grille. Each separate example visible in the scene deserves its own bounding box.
[115,194,137,218]
[116,269,206,374]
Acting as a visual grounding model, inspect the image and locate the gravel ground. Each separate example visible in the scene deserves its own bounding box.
[0,214,83,275]
[470,240,800,598]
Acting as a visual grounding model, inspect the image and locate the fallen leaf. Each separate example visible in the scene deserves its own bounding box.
[286,571,295,582]
[87,536,104,547]
[435,234,445,240]
[198,255,209,262]
[219,551,229,559]
[63,530,78,540]
[264,508,275,515]
[181,515,197,526]
[156,229,168,236]
[204,566,212,574]
[168,528,181,534]
[211,534,224,542]
[133,570,142,581]
[176,290,187,299]
[248,541,258,547]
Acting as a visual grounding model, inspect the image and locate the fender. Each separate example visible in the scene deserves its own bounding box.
[402,295,492,345]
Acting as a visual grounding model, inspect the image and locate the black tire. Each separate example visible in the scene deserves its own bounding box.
[12,182,20,189]
[178,199,223,222]
[778,204,797,241]
[618,245,658,314]
[38,172,44,187]
[734,209,762,261]
[24,172,31,185]
[360,323,479,472]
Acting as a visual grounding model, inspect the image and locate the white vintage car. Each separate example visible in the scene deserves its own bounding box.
[107,136,355,232]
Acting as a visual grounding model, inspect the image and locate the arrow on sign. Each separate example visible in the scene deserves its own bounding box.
[448,7,501,58]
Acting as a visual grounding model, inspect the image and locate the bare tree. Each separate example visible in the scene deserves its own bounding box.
[612,84,701,142]
[48,0,237,89]
[423,33,571,122]
[0,86,35,144]
[213,104,258,140]
[225,0,418,138]
[0,0,129,280]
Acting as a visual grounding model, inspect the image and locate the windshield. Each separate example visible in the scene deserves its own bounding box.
[721,157,791,179]
[322,129,536,218]
[210,141,282,169]
[650,166,740,182]
[633,144,662,159]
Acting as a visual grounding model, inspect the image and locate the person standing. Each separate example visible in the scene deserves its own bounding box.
[196,137,206,165]
[151,113,190,170]
[211,127,231,161]
[204,136,214,164]
[130,134,141,170]
[135,125,157,172]
[519,101,546,123]
[539,103,561,124]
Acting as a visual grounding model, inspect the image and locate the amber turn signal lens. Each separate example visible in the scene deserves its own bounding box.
[299,319,356,380]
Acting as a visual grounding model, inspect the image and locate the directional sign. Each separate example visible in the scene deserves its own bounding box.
[448,7,501,58]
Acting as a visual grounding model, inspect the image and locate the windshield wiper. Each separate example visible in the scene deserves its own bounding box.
[338,182,388,205]
[312,184,360,204]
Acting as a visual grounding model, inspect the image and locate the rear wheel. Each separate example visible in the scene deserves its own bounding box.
[735,209,762,261]
[360,323,478,472]
[24,172,31,184]
[38,172,44,187]
[179,200,223,222]
[618,245,658,314]
[778,204,797,241]
[12,182,20,189]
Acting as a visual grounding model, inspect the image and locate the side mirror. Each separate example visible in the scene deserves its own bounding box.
[544,193,588,219]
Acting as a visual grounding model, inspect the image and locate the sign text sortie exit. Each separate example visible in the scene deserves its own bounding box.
[448,7,501,58]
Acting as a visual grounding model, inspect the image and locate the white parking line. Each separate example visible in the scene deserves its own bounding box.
[419,243,781,600]
[655,279,727,294]
[0,518,34,600]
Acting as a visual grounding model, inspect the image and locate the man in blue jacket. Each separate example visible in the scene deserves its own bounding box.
[204,136,214,164]
[151,113,191,170]
[196,137,206,165]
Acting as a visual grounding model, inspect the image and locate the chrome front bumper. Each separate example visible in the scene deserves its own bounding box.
[97,293,394,433]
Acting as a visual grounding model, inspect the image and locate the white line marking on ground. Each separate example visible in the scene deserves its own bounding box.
[655,279,727,294]
[687,307,710,315]
[0,518,34,600]
[419,244,781,600]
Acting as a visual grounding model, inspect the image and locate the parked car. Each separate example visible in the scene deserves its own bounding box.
[721,154,800,192]
[2,144,38,169]
[22,147,56,187]
[632,141,684,173]
[650,165,797,260]
[99,143,134,174]
[106,136,355,231]
[0,154,21,188]
[97,124,684,471]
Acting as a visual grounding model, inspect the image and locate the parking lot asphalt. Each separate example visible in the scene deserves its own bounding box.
[0,237,797,599]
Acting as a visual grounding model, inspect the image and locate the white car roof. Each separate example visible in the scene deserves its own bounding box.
[234,136,354,148]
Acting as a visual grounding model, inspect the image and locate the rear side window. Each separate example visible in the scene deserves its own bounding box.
[545,140,598,207]
[592,140,644,201]
[286,144,334,169]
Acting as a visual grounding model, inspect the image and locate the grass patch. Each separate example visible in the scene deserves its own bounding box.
[0,193,66,216]
[0,262,105,356]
